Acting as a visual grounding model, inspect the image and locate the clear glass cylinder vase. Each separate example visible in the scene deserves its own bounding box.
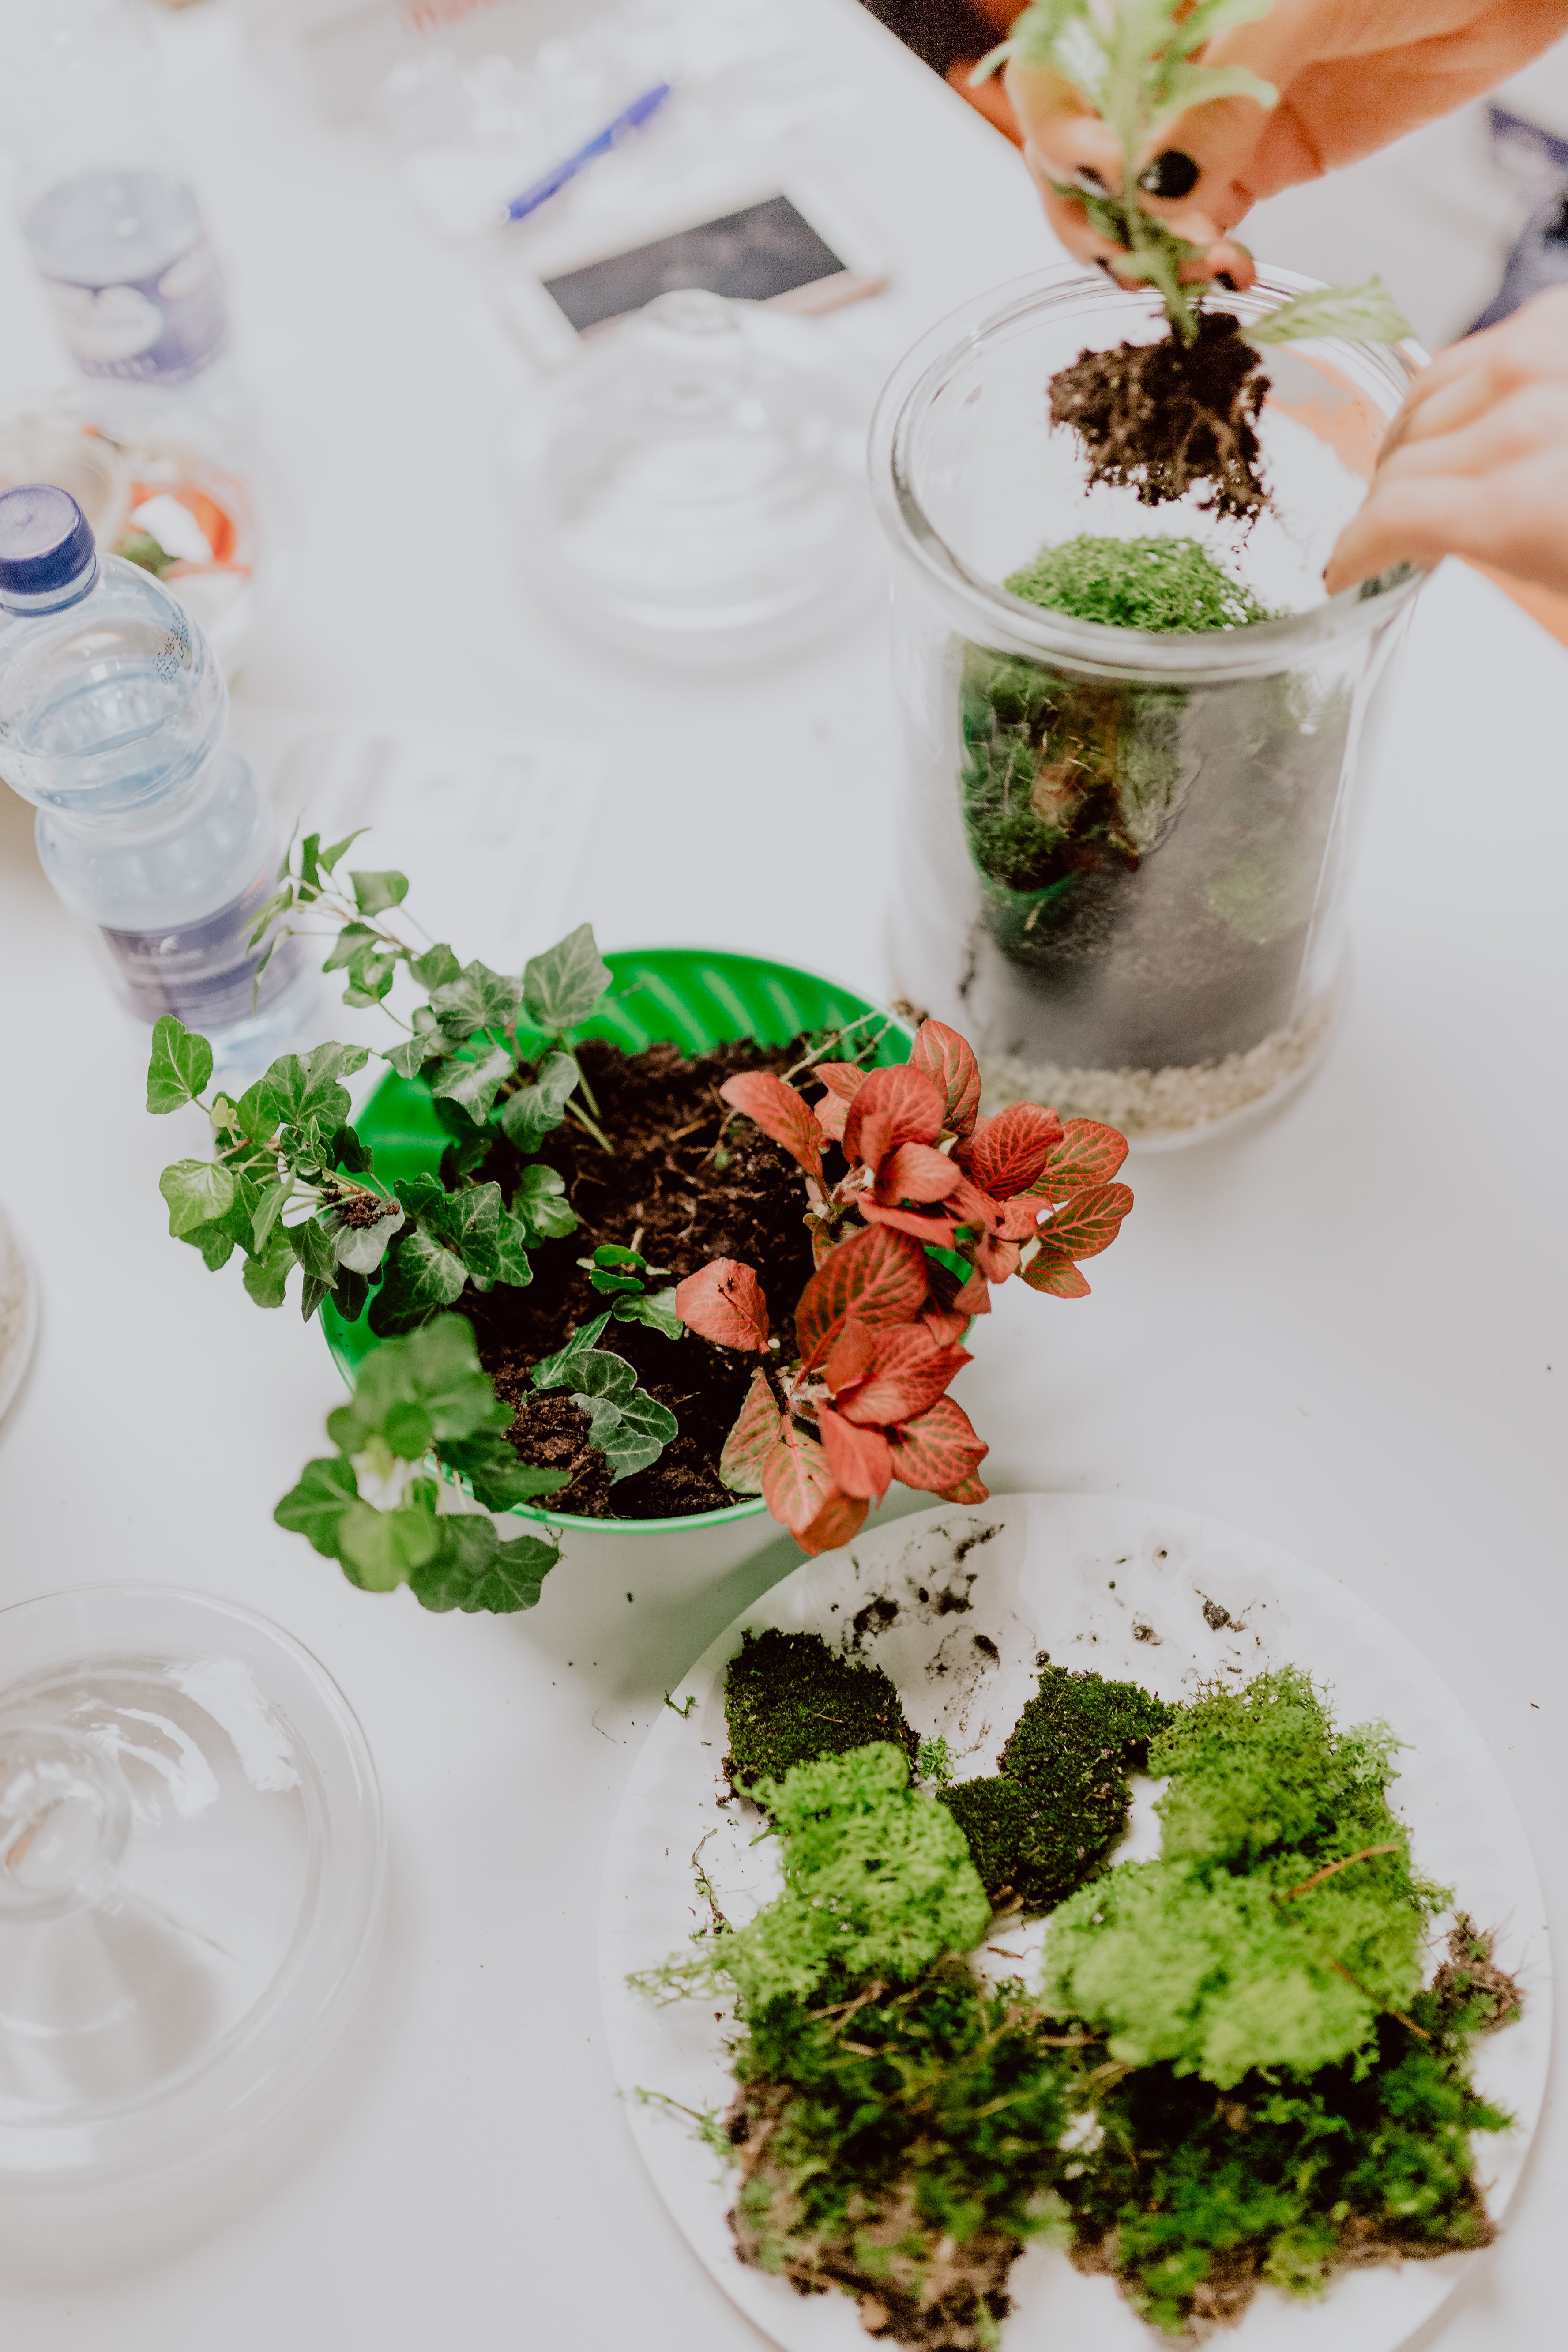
[869,268,1425,1149]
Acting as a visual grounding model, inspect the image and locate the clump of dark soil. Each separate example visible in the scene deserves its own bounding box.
[723,1628,918,1797]
[461,1035,817,1520]
[1049,310,1271,526]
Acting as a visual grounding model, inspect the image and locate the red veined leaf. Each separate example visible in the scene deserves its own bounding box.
[967,1231,1020,1284]
[859,1200,962,1245]
[950,1265,992,1317]
[809,1062,866,1142]
[674,1258,771,1351]
[1029,1118,1129,1197]
[761,1419,836,1536]
[1037,1180,1134,1261]
[921,1307,970,1345]
[720,1071,824,1182]
[946,1171,1007,1231]
[842,1065,944,1167]
[887,1395,989,1494]
[832,1325,972,1430]
[822,1317,877,1394]
[938,1470,990,1505]
[795,1224,928,1362]
[1019,1246,1092,1298]
[817,1406,894,1502]
[718,1368,785,1491]
[908,1019,981,1140]
[796,1487,870,1557]
[873,1141,963,1207]
[968,1103,1065,1201]
[996,1197,1043,1241]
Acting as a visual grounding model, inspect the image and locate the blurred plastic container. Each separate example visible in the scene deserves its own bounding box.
[0,0,231,397]
[0,386,265,678]
[498,289,879,665]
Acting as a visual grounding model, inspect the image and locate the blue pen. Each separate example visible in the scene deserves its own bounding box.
[499,83,673,225]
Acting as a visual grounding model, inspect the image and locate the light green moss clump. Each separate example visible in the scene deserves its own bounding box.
[1005,534,1278,632]
[1040,1669,1434,2086]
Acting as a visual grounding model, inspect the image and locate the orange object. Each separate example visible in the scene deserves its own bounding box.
[947,59,1023,145]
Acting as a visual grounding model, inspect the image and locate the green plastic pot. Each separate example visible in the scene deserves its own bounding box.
[321,948,915,1569]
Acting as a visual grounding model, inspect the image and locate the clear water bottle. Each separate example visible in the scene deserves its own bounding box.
[0,0,229,391]
[0,483,306,1071]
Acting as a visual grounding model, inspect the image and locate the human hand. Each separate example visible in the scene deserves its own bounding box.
[1007,1,1568,293]
[1326,287,1568,595]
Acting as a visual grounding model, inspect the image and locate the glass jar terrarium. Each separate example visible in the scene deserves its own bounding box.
[869,268,1425,1148]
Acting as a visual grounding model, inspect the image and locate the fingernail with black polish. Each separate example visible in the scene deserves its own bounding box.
[1093,258,1115,277]
[1138,149,1200,200]
[1215,271,1238,293]
[1072,167,1108,195]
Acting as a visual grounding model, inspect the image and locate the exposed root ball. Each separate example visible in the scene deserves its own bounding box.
[1049,311,1271,526]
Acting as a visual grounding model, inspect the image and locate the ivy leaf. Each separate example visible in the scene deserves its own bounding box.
[438,1430,568,1512]
[382,1031,447,1081]
[242,1239,294,1308]
[330,1315,511,1455]
[368,1227,469,1333]
[160,1158,236,1238]
[336,1495,440,1591]
[428,1040,515,1125]
[322,922,380,973]
[493,1211,534,1290]
[318,827,369,875]
[530,1313,611,1391]
[328,1264,370,1325]
[411,942,461,990]
[331,1200,404,1274]
[611,1286,681,1340]
[274,1455,358,1556]
[289,1215,340,1285]
[522,923,611,1034]
[245,1042,369,1145]
[408,1516,560,1614]
[431,959,523,1038]
[146,1016,212,1114]
[394,1174,502,1289]
[1246,278,1413,350]
[183,1219,236,1273]
[349,869,410,916]
[341,941,400,1009]
[331,1125,373,1175]
[511,1164,578,1242]
[498,1051,578,1153]
[589,1384,677,1482]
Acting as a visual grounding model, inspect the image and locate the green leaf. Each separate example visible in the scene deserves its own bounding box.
[349,869,410,916]
[182,1219,236,1272]
[318,827,369,874]
[243,1242,293,1308]
[587,1270,644,1297]
[160,1158,236,1238]
[411,942,461,989]
[274,1454,359,1556]
[383,1031,446,1081]
[431,959,523,1037]
[511,1164,578,1242]
[432,1096,493,1177]
[331,1199,403,1274]
[146,1016,212,1114]
[408,1516,560,1614]
[612,1285,683,1341]
[341,941,400,1008]
[522,923,611,1034]
[368,1227,468,1333]
[329,1264,370,1325]
[530,1313,611,1392]
[332,1125,373,1175]
[1246,278,1414,349]
[1150,60,1276,137]
[245,1042,370,1146]
[395,1175,502,1288]
[498,1051,579,1152]
[245,884,294,950]
[576,1375,677,1483]
[289,1215,340,1284]
[493,1211,534,1291]
[331,1316,511,1456]
[438,1429,568,1512]
[322,922,380,973]
[336,1495,440,1591]
[251,1180,291,1254]
[428,1041,515,1125]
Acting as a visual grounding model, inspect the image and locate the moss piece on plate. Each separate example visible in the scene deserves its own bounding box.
[942,1664,1172,1912]
[723,1627,917,1795]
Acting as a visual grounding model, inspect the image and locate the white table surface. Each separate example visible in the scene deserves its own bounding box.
[0,3,1562,2346]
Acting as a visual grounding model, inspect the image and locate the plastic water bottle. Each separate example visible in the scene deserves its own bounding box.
[0,0,230,391]
[0,484,306,1070]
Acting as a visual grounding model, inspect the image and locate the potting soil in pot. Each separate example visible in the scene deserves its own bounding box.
[463,1036,816,1519]
[958,535,1352,1140]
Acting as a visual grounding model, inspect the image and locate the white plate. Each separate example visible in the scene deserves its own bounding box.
[600,1494,1550,2352]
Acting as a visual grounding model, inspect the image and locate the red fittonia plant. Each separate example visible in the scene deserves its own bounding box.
[675,1020,1132,1554]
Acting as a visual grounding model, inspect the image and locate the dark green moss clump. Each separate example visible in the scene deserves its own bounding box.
[729,1960,1079,2349]
[1005,534,1278,633]
[942,1665,1171,1911]
[724,1628,916,1796]
[1064,1928,1519,2337]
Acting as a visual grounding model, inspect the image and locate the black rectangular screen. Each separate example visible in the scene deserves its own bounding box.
[542,193,850,332]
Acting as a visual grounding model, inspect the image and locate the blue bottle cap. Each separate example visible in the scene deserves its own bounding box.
[0,483,97,600]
